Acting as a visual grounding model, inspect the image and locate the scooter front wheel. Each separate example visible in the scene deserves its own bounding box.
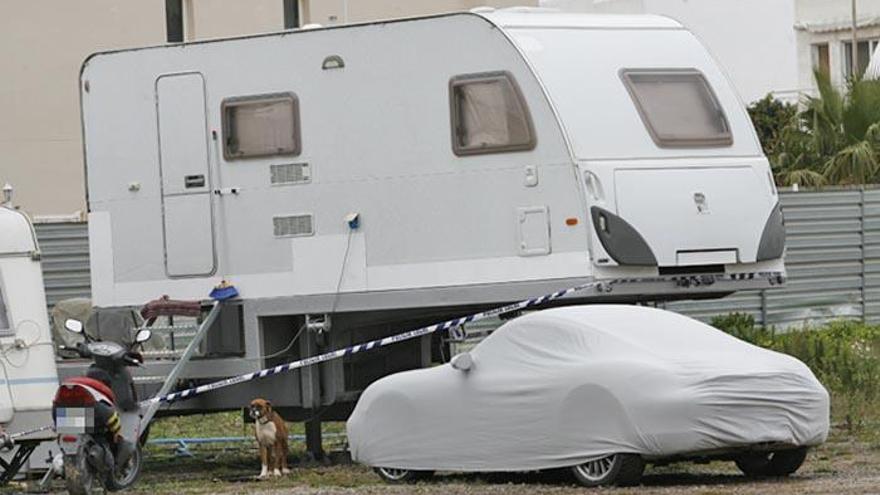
[64,452,98,495]
[104,444,143,491]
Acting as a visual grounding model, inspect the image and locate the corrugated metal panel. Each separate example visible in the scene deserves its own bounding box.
[669,188,871,328]
[863,189,880,323]
[33,222,91,308]
[652,189,872,328]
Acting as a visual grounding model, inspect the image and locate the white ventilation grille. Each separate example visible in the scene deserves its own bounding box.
[273,214,314,237]
[270,163,311,185]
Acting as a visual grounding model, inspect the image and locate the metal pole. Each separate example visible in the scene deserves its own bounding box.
[853,0,859,78]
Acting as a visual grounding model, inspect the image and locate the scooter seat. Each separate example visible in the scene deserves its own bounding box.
[64,377,116,404]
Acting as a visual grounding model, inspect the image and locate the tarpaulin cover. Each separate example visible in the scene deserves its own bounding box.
[347,305,829,471]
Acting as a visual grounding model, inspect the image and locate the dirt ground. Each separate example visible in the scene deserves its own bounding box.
[10,436,877,495]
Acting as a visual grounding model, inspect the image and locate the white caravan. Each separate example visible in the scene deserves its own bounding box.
[78,9,785,432]
[0,203,60,472]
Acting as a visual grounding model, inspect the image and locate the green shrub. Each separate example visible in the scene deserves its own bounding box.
[710,314,880,434]
[747,95,798,159]
[709,313,774,347]
[752,72,880,186]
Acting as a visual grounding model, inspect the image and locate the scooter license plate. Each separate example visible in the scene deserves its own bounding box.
[55,407,95,434]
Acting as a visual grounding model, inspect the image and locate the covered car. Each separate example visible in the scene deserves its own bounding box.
[347,305,829,486]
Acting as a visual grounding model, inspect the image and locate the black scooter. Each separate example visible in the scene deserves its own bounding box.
[52,319,151,494]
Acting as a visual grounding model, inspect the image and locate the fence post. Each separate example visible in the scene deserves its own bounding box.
[861,187,868,323]
[760,288,768,327]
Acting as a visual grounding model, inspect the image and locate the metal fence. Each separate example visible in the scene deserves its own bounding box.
[34,222,90,308]
[31,188,880,327]
[665,187,880,328]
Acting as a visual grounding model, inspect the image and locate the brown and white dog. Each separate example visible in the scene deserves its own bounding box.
[249,398,290,477]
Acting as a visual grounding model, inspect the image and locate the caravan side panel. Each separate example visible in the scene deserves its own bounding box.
[82,14,583,307]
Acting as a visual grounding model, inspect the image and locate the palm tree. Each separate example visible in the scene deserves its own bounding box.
[802,71,880,185]
[765,71,880,186]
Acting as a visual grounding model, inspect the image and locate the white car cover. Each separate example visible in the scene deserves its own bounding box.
[347,305,829,472]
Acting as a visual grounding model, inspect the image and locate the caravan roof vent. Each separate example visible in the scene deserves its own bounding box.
[273,214,314,238]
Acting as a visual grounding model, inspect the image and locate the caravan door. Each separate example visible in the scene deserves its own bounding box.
[156,73,216,277]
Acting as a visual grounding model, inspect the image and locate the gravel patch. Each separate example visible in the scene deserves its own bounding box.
[12,439,878,494]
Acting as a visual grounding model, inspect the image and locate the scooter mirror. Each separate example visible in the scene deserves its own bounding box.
[135,329,152,343]
[64,319,84,334]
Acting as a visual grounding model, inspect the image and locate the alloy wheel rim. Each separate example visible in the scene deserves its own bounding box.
[378,467,411,480]
[115,448,140,485]
[575,454,617,482]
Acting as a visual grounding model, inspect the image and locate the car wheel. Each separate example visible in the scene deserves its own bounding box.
[373,467,433,483]
[735,447,809,477]
[571,453,645,487]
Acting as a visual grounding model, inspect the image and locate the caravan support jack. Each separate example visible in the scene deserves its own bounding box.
[304,416,324,461]
[0,441,37,485]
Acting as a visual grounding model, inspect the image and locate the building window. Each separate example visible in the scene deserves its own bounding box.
[621,69,732,148]
[812,43,830,75]
[165,0,184,43]
[222,93,301,160]
[449,71,536,156]
[283,0,299,29]
[844,39,879,78]
[0,282,10,335]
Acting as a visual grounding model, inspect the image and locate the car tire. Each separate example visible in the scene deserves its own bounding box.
[373,467,433,483]
[735,447,809,477]
[571,453,645,487]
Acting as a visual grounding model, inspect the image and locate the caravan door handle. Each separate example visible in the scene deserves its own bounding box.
[213,187,240,196]
[583,171,605,202]
[184,175,206,189]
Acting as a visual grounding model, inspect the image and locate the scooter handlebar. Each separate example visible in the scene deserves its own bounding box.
[75,342,92,359]
[123,353,142,367]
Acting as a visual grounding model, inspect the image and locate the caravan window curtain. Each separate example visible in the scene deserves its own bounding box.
[622,69,732,148]
[222,93,301,159]
[450,72,535,156]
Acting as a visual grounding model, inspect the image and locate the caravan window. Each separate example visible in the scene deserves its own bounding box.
[450,72,535,156]
[0,282,10,335]
[222,93,301,159]
[621,69,732,148]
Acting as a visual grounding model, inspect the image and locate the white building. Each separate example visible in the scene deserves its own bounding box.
[6,0,880,216]
[796,0,880,91]
[548,0,880,102]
